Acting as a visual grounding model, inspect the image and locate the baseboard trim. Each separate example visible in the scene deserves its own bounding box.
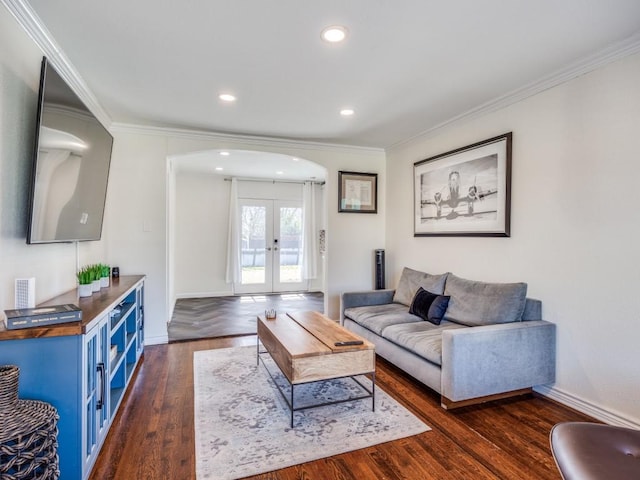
[176,291,233,299]
[534,385,640,429]
[176,290,323,299]
[144,334,169,346]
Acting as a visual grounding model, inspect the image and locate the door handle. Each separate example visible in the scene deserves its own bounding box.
[274,247,279,251]
[266,247,272,251]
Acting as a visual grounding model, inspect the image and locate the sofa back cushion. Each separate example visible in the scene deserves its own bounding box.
[443,273,528,326]
[393,267,448,306]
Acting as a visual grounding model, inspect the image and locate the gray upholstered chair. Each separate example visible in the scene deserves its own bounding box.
[550,422,640,479]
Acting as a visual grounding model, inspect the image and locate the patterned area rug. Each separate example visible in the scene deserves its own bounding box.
[194,346,430,479]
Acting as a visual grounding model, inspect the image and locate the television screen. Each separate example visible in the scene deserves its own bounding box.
[26,57,113,244]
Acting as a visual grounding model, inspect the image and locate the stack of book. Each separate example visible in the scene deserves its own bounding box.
[3,304,82,330]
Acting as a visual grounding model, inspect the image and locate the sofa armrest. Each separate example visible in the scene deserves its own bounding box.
[340,289,395,323]
[441,320,556,402]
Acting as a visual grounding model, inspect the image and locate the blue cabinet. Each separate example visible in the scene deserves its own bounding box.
[107,286,141,417]
[0,275,145,480]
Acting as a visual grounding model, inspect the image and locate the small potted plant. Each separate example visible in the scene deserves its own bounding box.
[100,264,110,288]
[77,266,93,297]
[90,264,101,293]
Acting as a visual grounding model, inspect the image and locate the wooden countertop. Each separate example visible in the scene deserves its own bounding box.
[0,275,145,341]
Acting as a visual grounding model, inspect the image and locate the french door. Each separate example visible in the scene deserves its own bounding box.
[234,199,307,294]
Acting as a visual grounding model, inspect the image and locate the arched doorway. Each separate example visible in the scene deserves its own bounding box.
[166,148,328,339]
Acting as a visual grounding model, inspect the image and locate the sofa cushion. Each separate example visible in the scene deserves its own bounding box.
[393,267,448,306]
[409,287,450,325]
[443,274,528,326]
[381,321,467,366]
[344,303,422,335]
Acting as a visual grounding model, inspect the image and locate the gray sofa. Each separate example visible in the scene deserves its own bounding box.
[341,267,556,408]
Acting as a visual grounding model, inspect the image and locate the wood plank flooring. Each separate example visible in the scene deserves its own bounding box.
[90,336,594,480]
[168,292,324,342]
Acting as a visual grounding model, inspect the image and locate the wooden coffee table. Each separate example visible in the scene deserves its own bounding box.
[257,311,375,427]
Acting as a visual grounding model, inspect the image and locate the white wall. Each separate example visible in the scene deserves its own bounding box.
[103,133,168,343]
[174,173,230,296]
[107,128,386,343]
[0,5,106,314]
[167,160,176,319]
[386,52,640,427]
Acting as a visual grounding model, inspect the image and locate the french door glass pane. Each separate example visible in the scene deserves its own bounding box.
[279,206,302,283]
[241,205,266,285]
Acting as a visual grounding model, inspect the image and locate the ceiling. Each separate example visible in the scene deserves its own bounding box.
[24,0,640,151]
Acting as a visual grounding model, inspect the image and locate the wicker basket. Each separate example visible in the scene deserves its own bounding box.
[0,365,60,480]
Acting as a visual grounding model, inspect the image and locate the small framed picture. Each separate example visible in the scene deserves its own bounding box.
[338,171,378,213]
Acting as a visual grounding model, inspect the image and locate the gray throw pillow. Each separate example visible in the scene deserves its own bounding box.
[443,273,527,326]
[393,267,448,306]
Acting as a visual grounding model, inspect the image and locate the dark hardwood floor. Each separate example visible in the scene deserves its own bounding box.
[90,336,593,480]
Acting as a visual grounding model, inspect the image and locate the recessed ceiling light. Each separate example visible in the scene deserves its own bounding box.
[219,151,230,156]
[215,167,224,171]
[276,171,284,175]
[321,25,348,43]
[340,108,355,116]
[292,157,299,162]
[219,93,236,102]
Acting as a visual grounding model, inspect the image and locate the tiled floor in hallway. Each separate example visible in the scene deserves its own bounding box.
[168,292,324,342]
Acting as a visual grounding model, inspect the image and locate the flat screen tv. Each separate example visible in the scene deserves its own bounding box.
[26,57,113,244]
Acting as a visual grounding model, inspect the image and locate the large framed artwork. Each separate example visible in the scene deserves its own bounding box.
[414,132,512,237]
[338,171,378,213]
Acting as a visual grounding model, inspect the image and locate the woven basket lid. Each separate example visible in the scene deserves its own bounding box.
[0,365,59,444]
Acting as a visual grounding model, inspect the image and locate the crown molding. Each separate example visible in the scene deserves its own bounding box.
[390,32,640,151]
[111,123,385,155]
[2,0,112,128]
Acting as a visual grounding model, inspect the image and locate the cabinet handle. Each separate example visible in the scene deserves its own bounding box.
[97,363,105,410]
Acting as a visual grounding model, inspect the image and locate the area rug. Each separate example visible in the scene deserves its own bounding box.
[194,346,430,479]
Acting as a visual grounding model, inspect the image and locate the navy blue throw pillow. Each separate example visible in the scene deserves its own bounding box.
[409,287,450,325]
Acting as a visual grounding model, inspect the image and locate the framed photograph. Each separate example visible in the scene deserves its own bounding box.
[339,171,378,213]
[414,132,512,237]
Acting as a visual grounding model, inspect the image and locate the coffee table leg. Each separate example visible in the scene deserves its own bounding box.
[372,371,376,412]
[290,384,294,428]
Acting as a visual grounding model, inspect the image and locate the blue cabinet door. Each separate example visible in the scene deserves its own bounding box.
[82,314,110,479]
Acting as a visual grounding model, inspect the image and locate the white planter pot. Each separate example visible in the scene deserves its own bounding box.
[78,284,93,297]
[100,276,110,288]
[91,280,101,292]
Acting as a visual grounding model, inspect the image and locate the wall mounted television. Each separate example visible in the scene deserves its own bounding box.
[26,57,113,244]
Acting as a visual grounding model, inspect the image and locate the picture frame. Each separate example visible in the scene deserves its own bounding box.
[338,171,378,213]
[414,132,512,237]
